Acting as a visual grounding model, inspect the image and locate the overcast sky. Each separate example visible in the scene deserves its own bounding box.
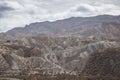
[0,0,120,32]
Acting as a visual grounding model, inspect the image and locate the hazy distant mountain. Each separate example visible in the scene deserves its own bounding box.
[0,15,120,40]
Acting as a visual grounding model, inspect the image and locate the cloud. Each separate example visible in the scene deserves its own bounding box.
[0,0,120,32]
[0,2,14,18]
[75,4,95,12]
[0,5,13,11]
[76,6,91,13]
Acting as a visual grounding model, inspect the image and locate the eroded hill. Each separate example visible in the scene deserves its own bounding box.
[0,35,120,79]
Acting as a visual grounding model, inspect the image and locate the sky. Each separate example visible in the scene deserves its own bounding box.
[0,0,120,32]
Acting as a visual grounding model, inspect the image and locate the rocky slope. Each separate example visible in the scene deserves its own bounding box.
[83,47,120,79]
[0,36,120,77]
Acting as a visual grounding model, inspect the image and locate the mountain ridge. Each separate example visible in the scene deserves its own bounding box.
[0,15,120,40]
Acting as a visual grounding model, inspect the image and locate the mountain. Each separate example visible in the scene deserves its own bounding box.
[0,15,120,40]
[0,15,120,79]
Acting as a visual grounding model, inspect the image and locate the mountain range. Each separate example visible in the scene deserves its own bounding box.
[0,15,120,40]
[0,15,120,79]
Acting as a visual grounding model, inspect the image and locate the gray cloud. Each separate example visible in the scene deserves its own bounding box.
[76,6,90,13]
[0,0,120,32]
[0,5,13,11]
[0,3,14,18]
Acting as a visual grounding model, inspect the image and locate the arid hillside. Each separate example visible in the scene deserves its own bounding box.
[0,35,120,79]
